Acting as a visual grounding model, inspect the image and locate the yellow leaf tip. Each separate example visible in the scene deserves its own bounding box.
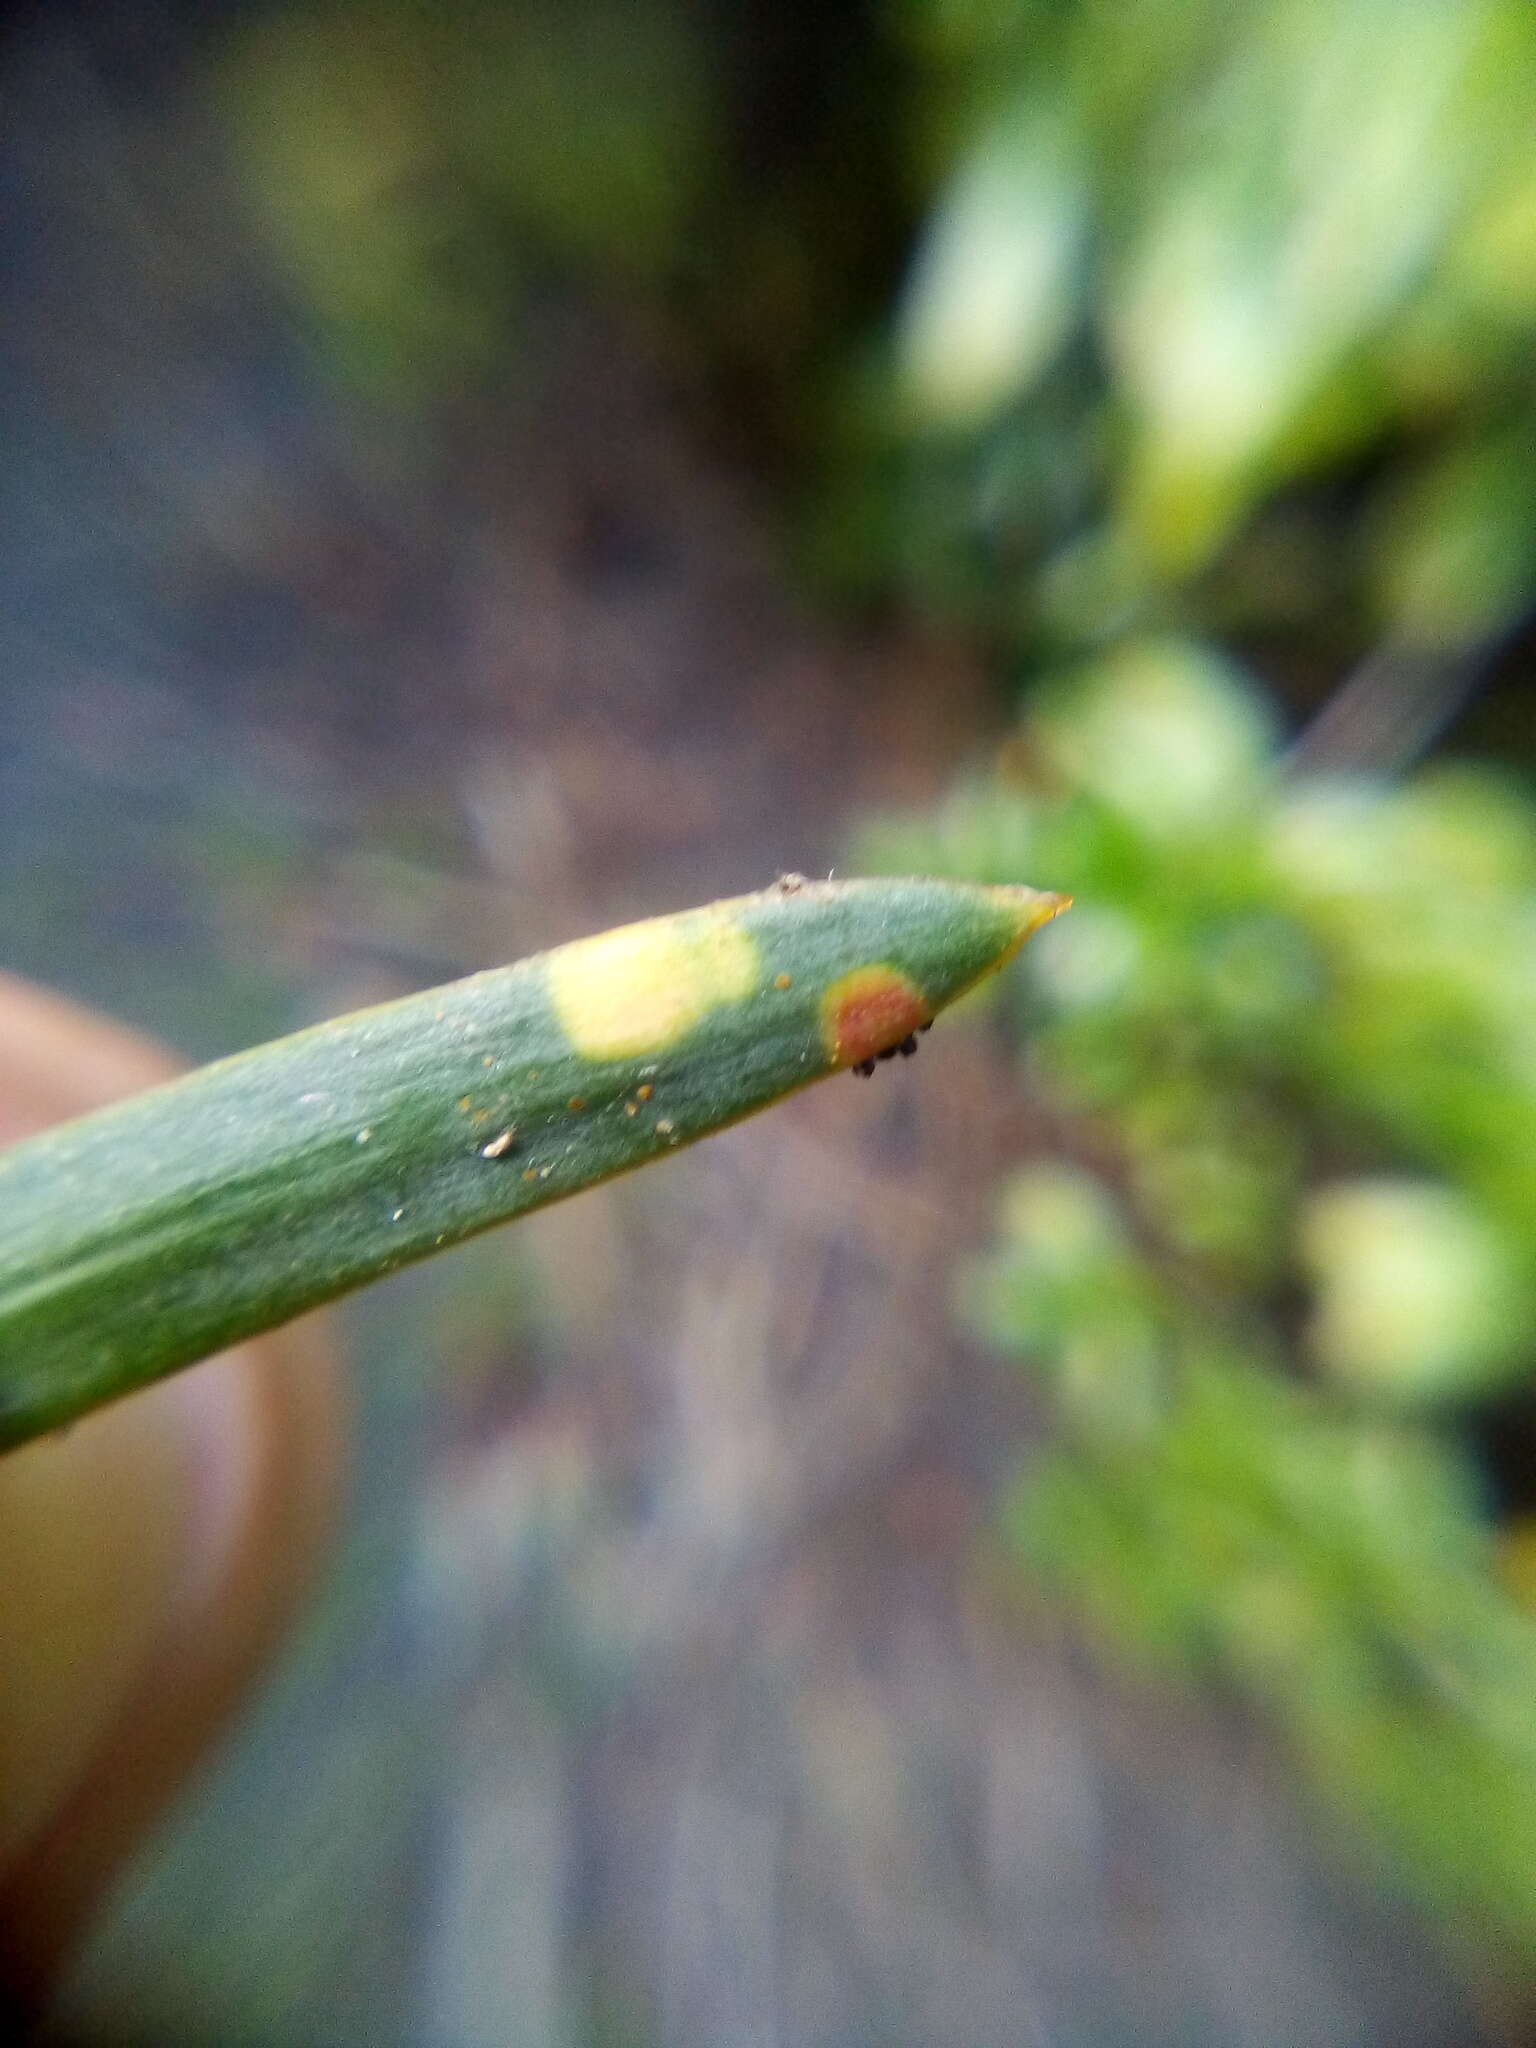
[989,884,1073,953]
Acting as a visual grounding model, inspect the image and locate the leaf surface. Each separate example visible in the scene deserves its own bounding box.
[0,876,1066,1447]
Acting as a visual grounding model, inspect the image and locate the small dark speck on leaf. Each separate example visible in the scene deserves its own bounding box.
[854,1033,920,1078]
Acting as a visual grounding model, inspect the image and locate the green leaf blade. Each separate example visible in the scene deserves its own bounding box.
[0,876,1066,1447]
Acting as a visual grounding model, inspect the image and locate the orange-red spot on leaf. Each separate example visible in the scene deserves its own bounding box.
[821,965,929,1069]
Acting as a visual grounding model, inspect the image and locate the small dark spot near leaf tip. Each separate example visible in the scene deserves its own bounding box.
[852,1032,922,1079]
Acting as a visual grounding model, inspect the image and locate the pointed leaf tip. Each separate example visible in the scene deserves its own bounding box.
[989,884,1073,960]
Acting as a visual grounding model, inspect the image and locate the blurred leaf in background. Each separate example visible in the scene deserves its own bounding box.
[867,638,1536,1961]
[821,0,1536,690]
[854,0,1536,1964]
[219,0,718,396]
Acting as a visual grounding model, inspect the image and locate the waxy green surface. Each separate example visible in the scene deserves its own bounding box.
[0,877,1065,1447]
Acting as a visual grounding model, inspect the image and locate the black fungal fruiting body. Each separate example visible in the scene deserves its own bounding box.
[852,1030,924,1079]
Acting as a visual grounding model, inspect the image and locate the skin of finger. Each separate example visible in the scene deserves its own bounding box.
[0,973,342,1992]
[0,1382,194,1869]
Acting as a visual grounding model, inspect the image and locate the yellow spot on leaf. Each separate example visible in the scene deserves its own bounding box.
[775,973,793,990]
[637,1083,654,1101]
[547,909,760,1060]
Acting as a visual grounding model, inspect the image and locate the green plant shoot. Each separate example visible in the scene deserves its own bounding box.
[0,877,1066,1450]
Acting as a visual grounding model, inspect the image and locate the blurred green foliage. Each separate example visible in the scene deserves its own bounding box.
[858,0,1536,1972]
[207,0,1536,1978]
[817,0,1536,669]
[218,0,717,394]
[864,650,1536,1952]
